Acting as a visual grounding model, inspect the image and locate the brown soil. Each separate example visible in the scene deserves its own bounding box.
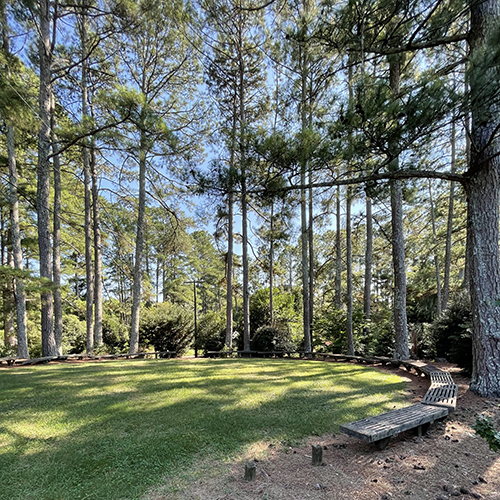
[148,362,500,500]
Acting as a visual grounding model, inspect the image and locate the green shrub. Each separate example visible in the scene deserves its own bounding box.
[429,292,472,373]
[251,325,296,352]
[474,415,500,452]
[102,315,129,353]
[196,310,226,355]
[62,314,87,354]
[313,305,367,354]
[139,302,193,354]
[249,287,301,338]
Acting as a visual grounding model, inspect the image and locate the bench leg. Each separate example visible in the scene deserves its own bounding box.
[415,422,431,437]
[373,437,391,450]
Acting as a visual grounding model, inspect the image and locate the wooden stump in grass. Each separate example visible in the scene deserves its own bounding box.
[312,445,323,466]
[244,462,256,481]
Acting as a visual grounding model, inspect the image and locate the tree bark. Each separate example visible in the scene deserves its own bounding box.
[388,54,409,360]
[308,165,314,340]
[346,189,354,355]
[299,28,311,353]
[81,11,94,354]
[237,8,251,352]
[428,180,442,317]
[269,202,274,327]
[1,1,28,357]
[51,93,63,356]
[129,127,147,354]
[3,250,16,348]
[442,119,456,311]
[364,195,373,323]
[90,143,103,347]
[225,109,237,349]
[335,186,342,309]
[38,0,56,357]
[467,0,500,397]
[7,125,29,357]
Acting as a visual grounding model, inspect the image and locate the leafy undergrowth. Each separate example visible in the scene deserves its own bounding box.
[0,359,407,500]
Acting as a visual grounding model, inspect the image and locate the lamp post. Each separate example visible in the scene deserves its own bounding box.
[184,279,204,358]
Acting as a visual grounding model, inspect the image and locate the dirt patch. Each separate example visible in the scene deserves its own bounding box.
[148,363,500,500]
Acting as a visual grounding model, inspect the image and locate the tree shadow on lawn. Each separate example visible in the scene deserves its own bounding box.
[0,359,408,500]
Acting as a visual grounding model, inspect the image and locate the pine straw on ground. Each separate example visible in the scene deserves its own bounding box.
[147,363,500,500]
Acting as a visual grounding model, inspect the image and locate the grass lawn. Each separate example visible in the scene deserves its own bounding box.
[0,358,407,500]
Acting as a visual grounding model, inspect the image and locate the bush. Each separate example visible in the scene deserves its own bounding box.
[102,315,129,353]
[251,325,296,352]
[313,305,367,354]
[196,311,226,355]
[62,314,87,354]
[249,287,301,338]
[428,292,472,373]
[139,302,193,355]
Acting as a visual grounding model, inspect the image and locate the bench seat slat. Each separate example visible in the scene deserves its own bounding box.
[422,383,458,410]
[429,372,455,385]
[340,404,449,443]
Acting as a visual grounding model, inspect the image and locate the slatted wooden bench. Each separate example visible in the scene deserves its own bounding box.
[339,361,458,449]
[340,403,449,450]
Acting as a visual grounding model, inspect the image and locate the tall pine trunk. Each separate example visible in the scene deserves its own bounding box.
[81,11,94,354]
[269,202,274,327]
[3,250,15,348]
[237,10,251,352]
[91,143,103,347]
[346,189,354,355]
[428,180,442,317]
[225,110,237,349]
[37,0,56,356]
[2,2,28,357]
[467,0,500,397]
[129,126,147,353]
[7,125,28,358]
[335,186,342,309]
[364,195,373,324]
[51,93,63,355]
[299,40,311,353]
[442,120,456,311]
[388,55,409,360]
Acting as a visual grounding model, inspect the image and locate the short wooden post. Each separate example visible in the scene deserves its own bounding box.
[312,445,323,466]
[244,462,256,481]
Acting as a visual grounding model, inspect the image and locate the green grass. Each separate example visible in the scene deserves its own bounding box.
[0,358,407,500]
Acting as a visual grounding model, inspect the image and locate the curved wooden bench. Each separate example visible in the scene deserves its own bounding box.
[340,359,458,449]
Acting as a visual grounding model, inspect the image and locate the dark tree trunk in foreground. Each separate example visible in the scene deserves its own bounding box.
[467,0,500,397]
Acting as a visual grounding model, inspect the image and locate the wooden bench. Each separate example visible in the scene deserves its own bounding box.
[339,360,458,449]
[340,403,449,450]
[0,357,19,366]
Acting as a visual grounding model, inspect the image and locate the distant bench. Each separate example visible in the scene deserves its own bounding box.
[206,350,306,358]
[339,360,458,449]
[0,351,177,366]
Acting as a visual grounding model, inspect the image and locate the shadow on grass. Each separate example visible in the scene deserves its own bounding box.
[0,359,406,500]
